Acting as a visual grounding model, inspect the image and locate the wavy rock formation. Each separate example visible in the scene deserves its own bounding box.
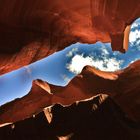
[0,0,140,74]
[0,60,140,125]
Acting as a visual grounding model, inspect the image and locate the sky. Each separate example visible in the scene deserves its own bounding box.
[0,18,140,106]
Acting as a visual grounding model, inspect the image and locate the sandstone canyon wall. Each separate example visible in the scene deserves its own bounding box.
[0,0,140,139]
[0,0,140,74]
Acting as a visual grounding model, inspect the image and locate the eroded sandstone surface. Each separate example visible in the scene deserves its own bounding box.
[0,0,140,139]
[0,0,140,74]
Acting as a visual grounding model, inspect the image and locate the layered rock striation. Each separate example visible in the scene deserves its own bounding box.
[0,0,140,74]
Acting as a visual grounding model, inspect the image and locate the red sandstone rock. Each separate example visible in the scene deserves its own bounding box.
[1,60,140,124]
[0,0,140,74]
[50,62,140,121]
[0,81,53,124]
[1,97,140,140]
[0,0,140,132]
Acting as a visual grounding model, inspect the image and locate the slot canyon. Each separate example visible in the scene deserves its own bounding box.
[0,0,140,140]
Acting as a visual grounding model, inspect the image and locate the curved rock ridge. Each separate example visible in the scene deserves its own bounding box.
[0,60,140,124]
[0,0,140,74]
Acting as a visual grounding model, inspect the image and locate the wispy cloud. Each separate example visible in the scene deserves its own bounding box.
[61,74,71,82]
[66,47,78,57]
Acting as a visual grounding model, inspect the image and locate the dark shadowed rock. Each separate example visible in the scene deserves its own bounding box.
[0,96,140,140]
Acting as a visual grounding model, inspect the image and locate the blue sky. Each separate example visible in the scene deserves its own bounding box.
[0,18,140,106]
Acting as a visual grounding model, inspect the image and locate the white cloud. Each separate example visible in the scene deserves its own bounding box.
[66,54,93,74]
[66,47,78,57]
[129,29,140,43]
[66,54,123,74]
